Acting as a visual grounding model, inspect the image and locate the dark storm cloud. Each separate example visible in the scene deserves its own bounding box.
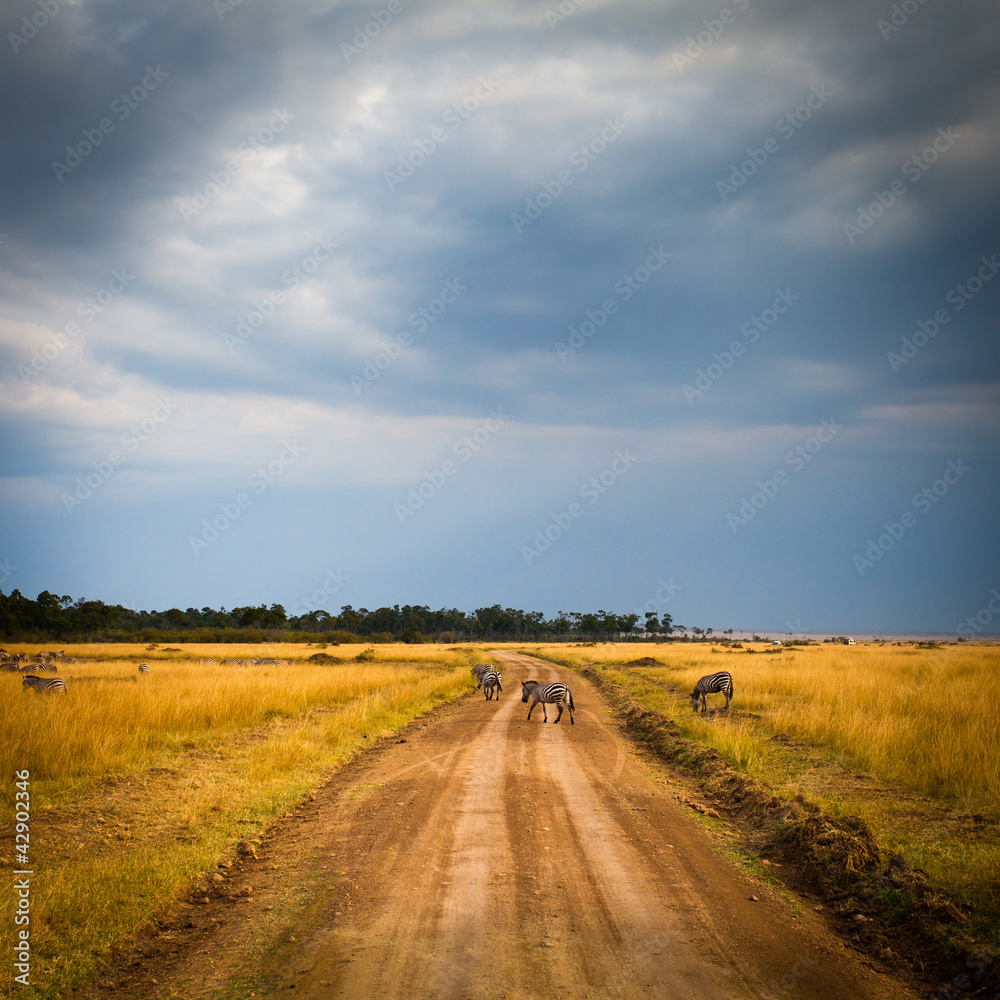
[0,0,997,628]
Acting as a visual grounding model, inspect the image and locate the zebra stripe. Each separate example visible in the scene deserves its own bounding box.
[22,675,67,695]
[521,680,575,724]
[138,663,150,674]
[471,663,493,682]
[691,671,733,712]
[478,670,502,700]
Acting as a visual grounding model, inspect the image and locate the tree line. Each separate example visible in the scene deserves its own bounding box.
[0,589,690,643]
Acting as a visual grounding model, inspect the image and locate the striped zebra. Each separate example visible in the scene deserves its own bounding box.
[138,663,150,674]
[521,680,575,724]
[691,671,733,713]
[479,669,502,701]
[471,663,493,683]
[22,675,67,695]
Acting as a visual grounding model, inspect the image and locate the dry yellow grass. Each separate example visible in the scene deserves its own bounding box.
[527,641,1000,815]
[0,642,478,998]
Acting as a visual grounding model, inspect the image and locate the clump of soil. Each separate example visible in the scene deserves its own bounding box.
[307,653,342,664]
[622,656,661,667]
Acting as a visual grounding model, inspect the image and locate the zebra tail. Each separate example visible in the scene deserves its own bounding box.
[569,689,575,710]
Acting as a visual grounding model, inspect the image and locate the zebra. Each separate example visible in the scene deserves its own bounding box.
[479,669,502,700]
[521,680,575,724]
[471,663,493,683]
[22,675,67,695]
[691,671,733,713]
[138,663,150,674]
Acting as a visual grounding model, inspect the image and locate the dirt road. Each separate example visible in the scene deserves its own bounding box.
[124,652,916,999]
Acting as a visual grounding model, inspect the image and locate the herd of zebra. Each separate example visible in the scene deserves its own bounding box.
[470,664,733,723]
[470,663,576,724]
[0,648,74,671]
[2,648,158,696]
[2,649,71,694]
[205,658,288,666]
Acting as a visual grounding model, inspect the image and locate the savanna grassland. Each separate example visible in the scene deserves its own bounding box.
[521,640,1000,938]
[0,642,488,999]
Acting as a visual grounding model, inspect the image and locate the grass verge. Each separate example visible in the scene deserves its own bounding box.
[0,643,483,999]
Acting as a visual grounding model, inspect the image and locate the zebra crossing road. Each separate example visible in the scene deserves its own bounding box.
[124,651,915,1000]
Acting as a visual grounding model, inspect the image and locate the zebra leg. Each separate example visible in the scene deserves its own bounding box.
[554,703,563,723]
[527,701,536,720]
[541,702,548,722]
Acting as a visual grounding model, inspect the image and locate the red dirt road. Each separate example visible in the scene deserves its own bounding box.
[126,652,916,999]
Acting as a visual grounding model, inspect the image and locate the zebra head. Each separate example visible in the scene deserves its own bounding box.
[520,680,535,703]
[690,689,701,712]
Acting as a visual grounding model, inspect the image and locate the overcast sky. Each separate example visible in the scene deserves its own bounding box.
[1,0,998,633]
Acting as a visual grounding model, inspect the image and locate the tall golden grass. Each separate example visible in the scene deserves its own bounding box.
[532,641,1000,815]
[0,643,477,999]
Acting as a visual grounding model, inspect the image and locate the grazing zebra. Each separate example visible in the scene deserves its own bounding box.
[521,680,575,724]
[478,669,502,700]
[471,663,493,683]
[138,663,150,674]
[691,671,733,713]
[22,675,67,695]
